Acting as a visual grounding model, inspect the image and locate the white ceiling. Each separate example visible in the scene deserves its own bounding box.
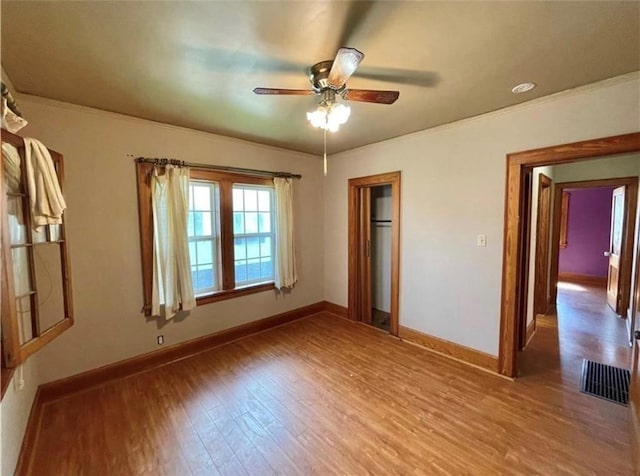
[2,1,638,155]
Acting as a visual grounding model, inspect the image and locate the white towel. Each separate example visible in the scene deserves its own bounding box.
[23,138,66,231]
[1,98,28,133]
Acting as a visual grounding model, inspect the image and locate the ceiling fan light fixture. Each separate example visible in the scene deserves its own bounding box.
[307,102,351,132]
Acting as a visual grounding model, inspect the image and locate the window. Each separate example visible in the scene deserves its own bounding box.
[233,185,275,286]
[1,130,73,391]
[136,164,276,315]
[188,181,221,295]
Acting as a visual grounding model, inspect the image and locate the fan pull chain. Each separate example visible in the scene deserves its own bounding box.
[323,127,327,176]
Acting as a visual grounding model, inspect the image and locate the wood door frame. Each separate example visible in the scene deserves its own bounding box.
[360,187,373,325]
[630,216,640,472]
[533,173,553,319]
[516,170,533,350]
[499,132,640,378]
[549,177,638,314]
[348,171,401,336]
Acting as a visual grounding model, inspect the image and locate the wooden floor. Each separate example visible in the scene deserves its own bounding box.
[30,291,634,475]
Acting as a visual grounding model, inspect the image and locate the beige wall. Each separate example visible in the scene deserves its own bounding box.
[324,74,640,356]
[0,357,40,476]
[551,153,640,183]
[15,96,324,384]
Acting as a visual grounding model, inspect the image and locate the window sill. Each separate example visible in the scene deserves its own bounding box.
[196,282,275,306]
[1,367,15,401]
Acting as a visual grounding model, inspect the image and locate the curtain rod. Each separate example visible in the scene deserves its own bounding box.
[134,157,302,179]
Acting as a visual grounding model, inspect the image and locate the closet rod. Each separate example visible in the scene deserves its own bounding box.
[135,157,302,179]
[371,219,392,223]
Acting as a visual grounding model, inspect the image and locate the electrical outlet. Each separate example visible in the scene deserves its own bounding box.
[157,335,164,345]
[477,234,487,247]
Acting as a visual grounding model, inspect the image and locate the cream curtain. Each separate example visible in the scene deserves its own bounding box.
[273,177,297,289]
[151,166,196,319]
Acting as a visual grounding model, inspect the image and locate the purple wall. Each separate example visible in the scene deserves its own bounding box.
[559,187,613,277]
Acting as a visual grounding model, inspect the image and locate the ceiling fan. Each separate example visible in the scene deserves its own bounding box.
[253,47,400,175]
[253,47,400,107]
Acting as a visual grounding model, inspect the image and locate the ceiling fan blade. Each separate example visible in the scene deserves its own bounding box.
[356,67,441,88]
[342,89,399,104]
[327,47,364,89]
[253,88,315,96]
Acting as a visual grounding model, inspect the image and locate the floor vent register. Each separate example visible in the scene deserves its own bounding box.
[579,359,630,406]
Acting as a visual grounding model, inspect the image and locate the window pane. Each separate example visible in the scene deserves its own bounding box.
[244,189,258,211]
[258,190,271,212]
[188,212,195,237]
[233,212,244,234]
[233,188,244,211]
[194,211,212,236]
[246,237,260,259]
[260,237,272,257]
[191,267,199,290]
[195,265,215,290]
[34,243,65,333]
[193,185,211,211]
[49,224,62,242]
[189,241,196,264]
[7,196,27,244]
[245,212,258,234]
[235,261,247,282]
[196,240,213,265]
[247,258,260,281]
[234,238,246,260]
[16,295,34,344]
[11,247,32,296]
[260,258,273,278]
[258,213,271,233]
[33,227,47,244]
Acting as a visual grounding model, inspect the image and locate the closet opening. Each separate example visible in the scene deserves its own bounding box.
[370,186,393,331]
[348,172,401,336]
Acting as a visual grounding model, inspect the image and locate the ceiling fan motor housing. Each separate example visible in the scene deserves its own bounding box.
[309,60,344,93]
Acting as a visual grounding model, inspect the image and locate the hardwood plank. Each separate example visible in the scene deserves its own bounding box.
[322,300,348,318]
[38,301,324,401]
[22,308,634,475]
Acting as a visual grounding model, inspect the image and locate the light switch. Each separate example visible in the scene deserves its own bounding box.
[477,234,487,247]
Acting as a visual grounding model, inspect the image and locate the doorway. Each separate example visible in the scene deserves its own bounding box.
[370,185,393,331]
[499,132,640,378]
[522,175,636,374]
[348,172,401,335]
[549,178,638,318]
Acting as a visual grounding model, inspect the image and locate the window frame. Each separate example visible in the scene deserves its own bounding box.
[231,184,276,287]
[188,180,222,296]
[1,129,74,387]
[136,163,275,316]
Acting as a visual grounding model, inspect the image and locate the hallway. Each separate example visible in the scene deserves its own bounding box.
[520,279,632,386]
